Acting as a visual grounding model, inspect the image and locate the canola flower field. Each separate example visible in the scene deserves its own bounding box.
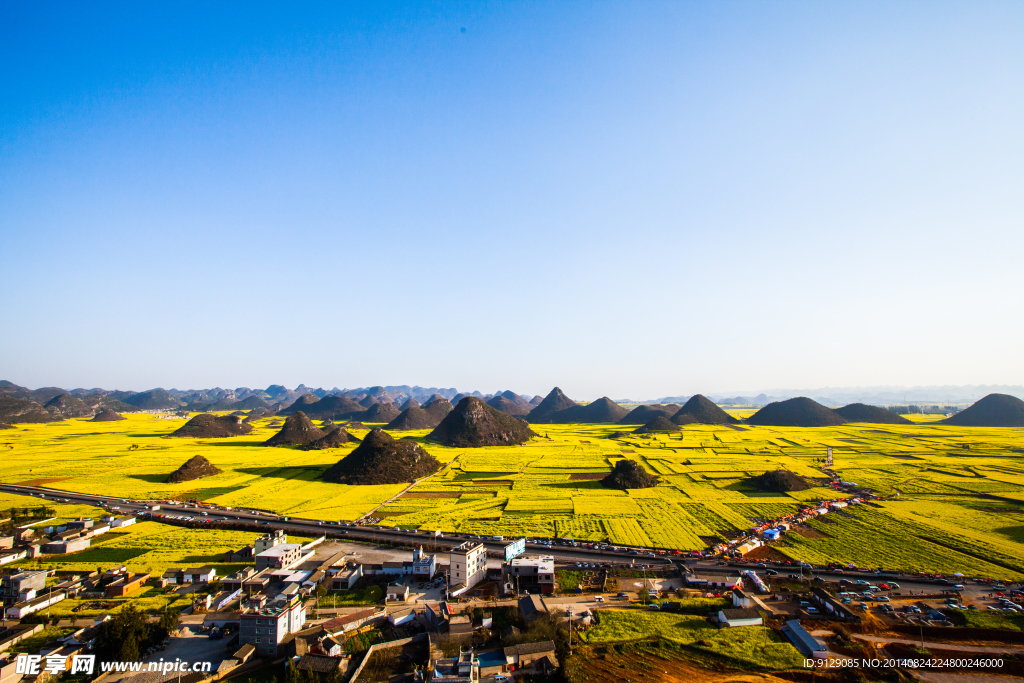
[4,413,1024,578]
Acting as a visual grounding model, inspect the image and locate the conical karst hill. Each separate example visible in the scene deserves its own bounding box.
[171,413,253,438]
[167,455,222,483]
[322,429,441,484]
[746,397,847,427]
[264,411,324,446]
[670,395,738,425]
[942,394,1024,427]
[428,397,536,447]
[833,403,911,425]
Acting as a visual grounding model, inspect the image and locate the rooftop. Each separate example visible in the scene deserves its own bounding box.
[256,543,301,558]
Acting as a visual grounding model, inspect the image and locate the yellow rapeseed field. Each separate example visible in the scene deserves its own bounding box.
[4,412,1024,577]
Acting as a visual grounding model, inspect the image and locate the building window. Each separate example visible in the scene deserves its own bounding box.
[255,637,261,643]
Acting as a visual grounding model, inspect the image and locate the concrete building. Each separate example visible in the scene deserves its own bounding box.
[1,571,47,606]
[503,641,558,675]
[413,546,437,579]
[449,542,486,591]
[432,650,478,682]
[5,590,66,619]
[386,579,410,603]
[331,564,362,590]
[42,538,91,554]
[254,529,287,555]
[183,567,218,583]
[782,619,828,658]
[239,594,307,658]
[0,550,27,567]
[256,543,303,571]
[502,556,555,595]
[105,573,150,598]
[718,608,762,627]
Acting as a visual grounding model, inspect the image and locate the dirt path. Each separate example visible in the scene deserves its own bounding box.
[854,634,1024,654]
[359,454,462,521]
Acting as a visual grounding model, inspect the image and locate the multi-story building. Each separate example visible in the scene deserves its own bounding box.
[239,594,307,658]
[254,529,287,555]
[502,556,555,595]
[413,546,437,579]
[449,542,486,591]
[1,571,47,606]
[255,543,303,570]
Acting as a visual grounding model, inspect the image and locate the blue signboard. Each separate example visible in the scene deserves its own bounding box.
[504,538,526,562]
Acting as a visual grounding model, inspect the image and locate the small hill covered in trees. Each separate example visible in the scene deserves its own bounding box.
[428,397,536,447]
[387,399,454,430]
[526,387,578,423]
[0,397,58,423]
[529,394,629,424]
[281,393,325,414]
[486,395,531,416]
[123,389,181,410]
[671,395,738,425]
[44,393,92,418]
[301,426,360,450]
[942,394,1024,427]
[264,412,324,447]
[634,416,680,433]
[746,397,847,427]
[167,455,222,483]
[618,404,679,424]
[321,429,441,484]
[360,402,401,423]
[602,460,659,490]
[91,409,126,422]
[833,403,911,424]
[171,414,253,438]
[748,469,813,492]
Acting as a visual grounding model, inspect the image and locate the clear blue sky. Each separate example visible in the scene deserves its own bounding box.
[2,1,1022,399]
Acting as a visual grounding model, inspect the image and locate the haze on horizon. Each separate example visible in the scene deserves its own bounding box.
[1,1,1022,401]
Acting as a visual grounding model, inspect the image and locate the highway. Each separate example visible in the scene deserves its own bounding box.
[0,482,1009,603]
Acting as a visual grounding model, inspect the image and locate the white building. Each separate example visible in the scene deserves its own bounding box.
[254,529,287,555]
[449,542,487,591]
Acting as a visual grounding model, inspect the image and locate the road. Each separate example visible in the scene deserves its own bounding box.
[853,634,1024,655]
[0,481,1014,605]
[0,482,672,567]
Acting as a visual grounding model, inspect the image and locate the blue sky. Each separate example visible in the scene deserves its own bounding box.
[1,1,1022,399]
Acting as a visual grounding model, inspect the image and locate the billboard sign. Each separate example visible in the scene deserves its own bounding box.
[504,538,526,562]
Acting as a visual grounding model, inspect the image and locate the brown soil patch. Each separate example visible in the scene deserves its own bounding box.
[621,449,636,454]
[698,536,722,545]
[17,478,71,486]
[569,473,608,480]
[792,524,830,539]
[400,491,463,499]
[744,545,793,563]
[579,440,591,444]
[574,645,809,683]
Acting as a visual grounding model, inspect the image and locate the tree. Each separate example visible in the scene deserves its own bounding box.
[159,608,179,634]
[94,604,148,662]
[285,659,301,683]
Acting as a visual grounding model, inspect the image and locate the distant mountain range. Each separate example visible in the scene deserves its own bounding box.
[3,379,1018,415]
[651,385,1024,407]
